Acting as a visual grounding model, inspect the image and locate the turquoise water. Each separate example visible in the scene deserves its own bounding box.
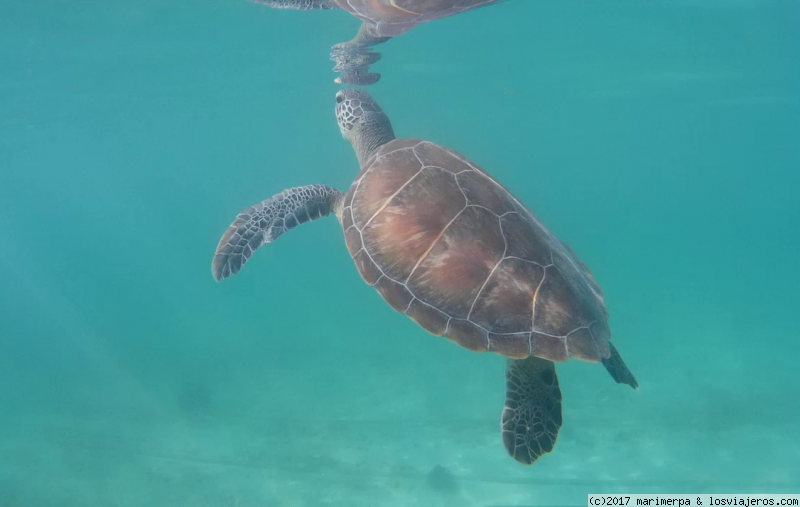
[1,1,799,505]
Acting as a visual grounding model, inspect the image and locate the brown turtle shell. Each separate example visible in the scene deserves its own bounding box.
[340,139,614,363]
[333,0,503,37]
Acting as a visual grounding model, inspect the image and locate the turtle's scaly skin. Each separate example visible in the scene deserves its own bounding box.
[212,185,342,282]
[341,139,615,364]
[331,0,504,37]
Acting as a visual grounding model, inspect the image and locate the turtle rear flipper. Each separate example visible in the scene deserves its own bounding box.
[602,343,639,389]
[212,185,343,282]
[501,357,563,465]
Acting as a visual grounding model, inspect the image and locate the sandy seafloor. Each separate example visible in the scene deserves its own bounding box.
[1,0,799,506]
[2,342,798,506]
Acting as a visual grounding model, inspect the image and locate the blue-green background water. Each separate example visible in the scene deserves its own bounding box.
[1,1,799,505]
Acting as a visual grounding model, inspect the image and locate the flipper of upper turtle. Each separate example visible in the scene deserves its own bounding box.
[212,89,638,466]
[250,0,506,85]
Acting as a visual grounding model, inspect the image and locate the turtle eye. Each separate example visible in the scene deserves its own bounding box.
[336,93,344,104]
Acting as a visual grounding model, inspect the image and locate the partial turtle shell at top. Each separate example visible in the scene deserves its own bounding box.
[340,139,614,364]
[332,0,504,37]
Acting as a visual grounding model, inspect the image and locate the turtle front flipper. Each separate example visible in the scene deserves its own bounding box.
[501,357,563,465]
[250,0,334,10]
[212,185,343,282]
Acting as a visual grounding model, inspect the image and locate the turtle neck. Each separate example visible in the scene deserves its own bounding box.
[352,114,396,167]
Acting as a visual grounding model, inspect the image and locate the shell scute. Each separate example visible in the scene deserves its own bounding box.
[444,319,487,353]
[589,321,612,359]
[343,224,363,256]
[489,332,531,359]
[457,170,516,215]
[374,138,422,156]
[407,205,504,318]
[566,327,602,363]
[374,276,414,313]
[554,242,608,316]
[351,147,421,229]
[413,142,473,174]
[352,249,382,286]
[501,213,552,266]
[362,167,464,281]
[406,299,449,336]
[470,257,544,334]
[533,266,600,337]
[530,333,569,363]
[341,206,354,230]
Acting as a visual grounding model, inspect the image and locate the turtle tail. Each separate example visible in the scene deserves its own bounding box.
[601,343,639,389]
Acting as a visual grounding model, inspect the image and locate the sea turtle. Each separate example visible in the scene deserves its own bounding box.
[251,0,506,85]
[212,89,638,465]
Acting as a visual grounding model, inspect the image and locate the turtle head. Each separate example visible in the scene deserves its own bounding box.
[335,89,395,166]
